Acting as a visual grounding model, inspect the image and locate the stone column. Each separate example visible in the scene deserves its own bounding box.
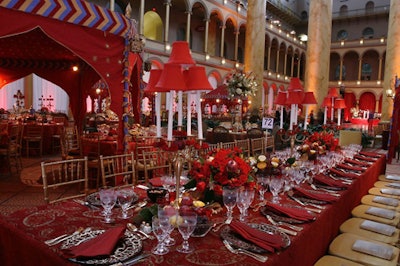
[382,0,400,121]
[339,58,344,81]
[304,0,332,112]
[204,19,209,54]
[245,0,266,110]
[378,56,383,81]
[139,0,144,34]
[220,25,225,58]
[357,58,362,81]
[164,0,171,43]
[234,30,239,61]
[186,11,191,43]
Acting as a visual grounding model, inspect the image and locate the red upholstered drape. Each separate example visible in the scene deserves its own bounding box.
[0,7,141,148]
[344,92,356,122]
[358,92,376,111]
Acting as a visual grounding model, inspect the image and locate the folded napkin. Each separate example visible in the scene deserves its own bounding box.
[380,188,400,196]
[294,187,339,203]
[264,201,315,221]
[365,207,396,220]
[229,221,285,252]
[360,220,396,237]
[313,174,349,189]
[386,175,400,181]
[337,163,365,172]
[359,151,382,158]
[354,154,377,162]
[386,182,400,189]
[344,158,370,167]
[372,196,399,207]
[352,239,394,260]
[329,168,360,179]
[63,226,125,258]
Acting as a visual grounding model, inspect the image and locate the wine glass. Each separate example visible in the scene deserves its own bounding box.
[222,186,238,221]
[269,177,284,203]
[99,187,117,223]
[158,204,176,246]
[161,175,176,203]
[117,188,134,219]
[257,176,269,201]
[152,216,169,255]
[176,210,197,253]
[237,187,255,222]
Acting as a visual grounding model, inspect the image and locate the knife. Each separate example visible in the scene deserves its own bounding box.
[288,195,322,213]
[110,253,150,266]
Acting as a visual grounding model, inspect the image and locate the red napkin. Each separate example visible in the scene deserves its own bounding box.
[264,201,315,221]
[344,158,370,167]
[294,187,339,203]
[329,168,360,179]
[337,163,365,172]
[63,226,125,258]
[313,174,349,188]
[229,221,285,252]
[359,151,382,158]
[354,155,377,162]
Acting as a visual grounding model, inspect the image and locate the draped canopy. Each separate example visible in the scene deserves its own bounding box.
[0,0,142,149]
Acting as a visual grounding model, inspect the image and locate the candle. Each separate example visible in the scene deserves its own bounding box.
[167,91,175,141]
[280,106,284,129]
[155,92,161,138]
[303,105,309,130]
[324,106,327,125]
[187,92,192,136]
[289,104,295,130]
[196,91,203,139]
[331,98,334,122]
[178,91,183,128]
[86,96,92,113]
[337,109,342,126]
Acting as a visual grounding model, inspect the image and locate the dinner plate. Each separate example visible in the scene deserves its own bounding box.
[260,205,314,224]
[62,229,142,265]
[85,192,139,207]
[220,223,290,254]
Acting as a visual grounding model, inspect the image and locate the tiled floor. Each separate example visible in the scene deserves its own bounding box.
[0,149,399,217]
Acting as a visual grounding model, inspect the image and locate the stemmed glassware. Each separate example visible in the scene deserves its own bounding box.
[222,186,238,221]
[158,205,176,246]
[161,175,176,203]
[269,177,284,203]
[176,210,197,253]
[237,187,255,222]
[152,216,169,255]
[116,188,134,219]
[99,186,117,223]
[257,176,269,201]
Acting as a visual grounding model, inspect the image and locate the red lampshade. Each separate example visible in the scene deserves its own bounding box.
[286,90,304,105]
[183,66,213,91]
[167,41,196,66]
[274,91,287,105]
[327,87,339,98]
[155,63,187,92]
[287,77,304,92]
[321,96,332,107]
[143,69,162,93]
[302,91,317,105]
[334,98,346,109]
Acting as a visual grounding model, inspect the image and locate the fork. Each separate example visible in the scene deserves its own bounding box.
[223,240,268,262]
[212,216,232,232]
[266,214,303,232]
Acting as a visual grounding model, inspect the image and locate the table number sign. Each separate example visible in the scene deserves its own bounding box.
[262,117,274,129]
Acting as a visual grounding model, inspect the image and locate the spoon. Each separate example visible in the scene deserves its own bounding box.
[127,223,154,240]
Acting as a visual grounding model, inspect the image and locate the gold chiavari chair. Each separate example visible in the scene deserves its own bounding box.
[142,149,172,184]
[41,157,89,204]
[23,124,43,157]
[100,152,136,187]
[235,139,250,157]
[250,137,265,156]
[219,141,236,150]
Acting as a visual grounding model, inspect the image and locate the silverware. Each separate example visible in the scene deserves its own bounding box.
[265,214,302,232]
[288,194,324,211]
[310,184,340,197]
[252,201,266,212]
[45,227,84,246]
[127,223,154,240]
[110,253,151,266]
[126,200,147,211]
[212,216,232,232]
[73,199,100,210]
[223,240,268,263]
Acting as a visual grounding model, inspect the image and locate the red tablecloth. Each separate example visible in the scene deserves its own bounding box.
[81,137,118,157]
[350,118,380,126]
[0,153,385,266]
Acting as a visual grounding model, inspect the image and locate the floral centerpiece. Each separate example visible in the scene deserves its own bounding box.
[248,154,283,177]
[186,147,255,203]
[304,131,337,152]
[226,70,258,99]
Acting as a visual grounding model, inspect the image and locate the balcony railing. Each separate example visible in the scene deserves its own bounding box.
[332,5,390,20]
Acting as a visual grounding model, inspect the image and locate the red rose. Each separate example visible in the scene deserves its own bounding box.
[196,181,206,192]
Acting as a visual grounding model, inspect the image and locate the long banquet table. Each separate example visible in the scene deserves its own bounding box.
[0,152,386,266]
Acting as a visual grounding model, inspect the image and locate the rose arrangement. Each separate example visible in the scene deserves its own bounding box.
[226,70,258,99]
[186,147,255,203]
[304,131,336,151]
[154,137,209,152]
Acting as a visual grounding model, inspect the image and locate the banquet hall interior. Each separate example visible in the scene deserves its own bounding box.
[1,0,400,266]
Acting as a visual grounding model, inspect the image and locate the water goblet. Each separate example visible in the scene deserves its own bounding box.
[222,186,238,221]
[269,177,284,203]
[237,187,255,222]
[158,204,176,246]
[151,216,169,255]
[117,188,134,219]
[256,176,269,201]
[99,186,117,223]
[176,210,197,253]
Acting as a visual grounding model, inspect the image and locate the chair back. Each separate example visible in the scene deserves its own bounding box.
[61,126,82,159]
[25,124,43,138]
[142,149,172,184]
[220,141,236,150]
[41,157,89,203]
[247,128,264,139]
[235,139,250,157]
[265,134,275,152]
[250,137,265,156]
[100,152,135,187]
[212,126,232,144]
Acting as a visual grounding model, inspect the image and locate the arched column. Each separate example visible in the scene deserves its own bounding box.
[204,19,209,54]
[139,0,144,35]
[220,25,226,58]
[378,56,383,81]
[186,11,192,43]
[283,52,288,76]
[164,0,171,43]
[290,55,294,77]
[339,58,344,81]
[267,46,271,71]
[304,0,332,111]
[357,58,362,81]
[234,30,239,61]
[275,49,280,74]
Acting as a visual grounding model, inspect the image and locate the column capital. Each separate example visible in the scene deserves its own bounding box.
[164,0,172,7]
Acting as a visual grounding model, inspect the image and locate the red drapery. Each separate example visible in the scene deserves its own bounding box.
[358,92,376,111]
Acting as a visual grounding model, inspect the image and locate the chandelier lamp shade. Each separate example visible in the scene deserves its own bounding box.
[327,87,339,98]
[143,69,162,93]
[167,41,196,66]
[155,63,187,92]
[287,77,304,92]
[183,66,213,91]
[334,98,346,126]
[302,91,317,130]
